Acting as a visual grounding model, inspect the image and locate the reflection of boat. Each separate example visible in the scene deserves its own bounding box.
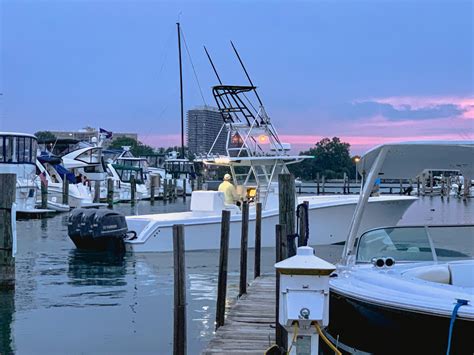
[125,75,415,252]
[327,141,474,354]
[0,132,51,215]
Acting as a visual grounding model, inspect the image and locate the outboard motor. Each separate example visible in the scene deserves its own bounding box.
[67,208,128,253]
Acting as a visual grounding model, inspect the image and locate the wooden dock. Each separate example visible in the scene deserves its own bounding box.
[202,275,276,355]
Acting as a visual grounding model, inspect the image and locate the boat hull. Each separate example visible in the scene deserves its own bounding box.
[125,196,416,252]
[327,290,474,354]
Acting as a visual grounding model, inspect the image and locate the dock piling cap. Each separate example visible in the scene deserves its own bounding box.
[275,246,336,276]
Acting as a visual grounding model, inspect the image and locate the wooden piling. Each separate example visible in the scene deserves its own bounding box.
[150,175,156,205]
[93,180,100,204]
[316,172,320,195]
[399,179,403,195]
[0,174,16,290]
[41,178,48,209]
[197,176,203,190]
[322,175,326,194]
[173,178,177,200]
[278,174,295,258]
[239,201,249,297]
[254,202,262,279]
[130,175,136,204]
[343,172,347,194]
[182,178,186,200]
[215,210,230,330]
[298,200,309,247]
[62,175,69,206]
[107,178,114,208]
[163,179,168,201]
[275,224,287,352]
[173,224,186,355]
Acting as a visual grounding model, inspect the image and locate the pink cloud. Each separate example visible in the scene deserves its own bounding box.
[139,133,181,148]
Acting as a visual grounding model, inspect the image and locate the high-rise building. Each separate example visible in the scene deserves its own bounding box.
[187,106,227,155]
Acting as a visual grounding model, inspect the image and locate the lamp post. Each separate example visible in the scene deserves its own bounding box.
[353,156,361,186]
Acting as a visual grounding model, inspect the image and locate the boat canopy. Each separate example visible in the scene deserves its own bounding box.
[201,155,312,167]
[358,141,474,179]
[53,164,76,184]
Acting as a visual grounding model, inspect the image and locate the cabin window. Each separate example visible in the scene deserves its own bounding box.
[18,137,26,162]
[5,136,17,163]
[31,139,38,162]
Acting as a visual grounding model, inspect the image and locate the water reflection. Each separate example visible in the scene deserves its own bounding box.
[0,291,15,354]
[67,250,127,287]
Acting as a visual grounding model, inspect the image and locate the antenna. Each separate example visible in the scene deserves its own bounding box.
[203,46,223,85]
[230,41,263,106]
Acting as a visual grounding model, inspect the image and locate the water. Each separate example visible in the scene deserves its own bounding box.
[1,196,472,354]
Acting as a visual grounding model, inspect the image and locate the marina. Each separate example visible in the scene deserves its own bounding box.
[1,2,473,354]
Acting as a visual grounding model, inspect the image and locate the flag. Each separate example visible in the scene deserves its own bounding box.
[99,128,113,139]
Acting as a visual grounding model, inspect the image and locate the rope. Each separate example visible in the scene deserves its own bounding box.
[180,26,207,106]
[446,299,468,354]
[314,323,342,355]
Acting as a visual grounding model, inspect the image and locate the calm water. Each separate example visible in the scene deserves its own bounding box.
[1,196,472,354]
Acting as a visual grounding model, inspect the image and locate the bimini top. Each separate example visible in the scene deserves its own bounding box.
[358,141,474,179]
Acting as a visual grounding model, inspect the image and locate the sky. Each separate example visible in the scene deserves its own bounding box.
[1,0,472,154]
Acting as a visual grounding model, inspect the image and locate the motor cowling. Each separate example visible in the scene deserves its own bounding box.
[67,208,128,253]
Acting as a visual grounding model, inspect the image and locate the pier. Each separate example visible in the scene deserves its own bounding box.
[202,275,276,355]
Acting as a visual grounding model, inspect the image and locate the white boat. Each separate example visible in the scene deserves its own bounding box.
[0,132,50,214]
[36,153,96,208]
[124,85,415,252]
[327,141,474,354]
[103,147,149,202]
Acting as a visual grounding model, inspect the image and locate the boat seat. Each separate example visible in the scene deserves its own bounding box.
[404,265,451,284]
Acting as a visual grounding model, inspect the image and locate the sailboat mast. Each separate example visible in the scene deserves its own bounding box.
[177,22,185,159]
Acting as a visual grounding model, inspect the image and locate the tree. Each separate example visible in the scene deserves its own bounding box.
[108,137,155,157]
[288,137,354,180]
[34,131,56,142]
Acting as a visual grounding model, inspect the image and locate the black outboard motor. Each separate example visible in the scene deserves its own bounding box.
[67,208,128,253]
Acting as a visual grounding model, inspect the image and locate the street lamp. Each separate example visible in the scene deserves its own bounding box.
[353,156,361,185]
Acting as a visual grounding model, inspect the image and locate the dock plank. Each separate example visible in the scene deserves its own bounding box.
[202,275,277,355]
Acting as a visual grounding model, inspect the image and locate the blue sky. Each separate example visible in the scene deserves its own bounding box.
[1,0,472,153]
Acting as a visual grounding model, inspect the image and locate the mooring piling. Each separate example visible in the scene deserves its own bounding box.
[215,210,230,330]
[278,173,296,257]
[130,175,136,205]
[254,202,262,279]
[93,180,101,203]
[62,175,69,206]
[107,178,114,208]
[173,224,186,355]
[41,178,48,209]
[0,173,16,290]
[275,223,288,352]
[150,175,156,205]
[239,201,249,297]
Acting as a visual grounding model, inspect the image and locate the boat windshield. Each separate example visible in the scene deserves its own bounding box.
[356,225,474,263]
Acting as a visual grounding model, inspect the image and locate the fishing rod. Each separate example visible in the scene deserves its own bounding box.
[230,41,263,107]
[203,46,223,85]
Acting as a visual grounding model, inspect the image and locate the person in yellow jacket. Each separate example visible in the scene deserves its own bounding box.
[218,174,239,205]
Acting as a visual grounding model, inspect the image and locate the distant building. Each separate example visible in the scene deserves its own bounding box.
[49,127,138,147]
[187,106,226,155]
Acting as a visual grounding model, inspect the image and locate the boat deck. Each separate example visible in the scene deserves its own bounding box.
[202,275,276,355]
